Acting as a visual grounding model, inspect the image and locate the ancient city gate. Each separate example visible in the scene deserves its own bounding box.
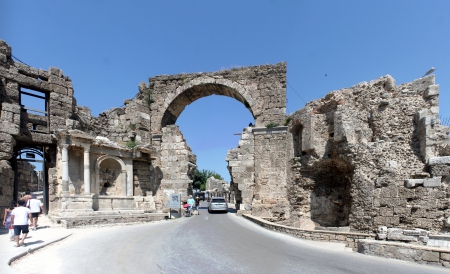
[137,63,287,208]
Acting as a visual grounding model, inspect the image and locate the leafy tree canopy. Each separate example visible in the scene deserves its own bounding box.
[192,169,223,191]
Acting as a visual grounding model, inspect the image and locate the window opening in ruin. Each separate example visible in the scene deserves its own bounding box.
[20,87,47,116]
[19,87,49,133]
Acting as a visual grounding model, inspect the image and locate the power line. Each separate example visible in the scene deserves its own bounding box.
[12,54,31,67]
[287,81,307,105]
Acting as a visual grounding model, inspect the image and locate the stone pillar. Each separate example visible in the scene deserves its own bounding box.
[84,147,91,194]
[121,170,127,196]
[62,144,69,194]
[127,169,133,197]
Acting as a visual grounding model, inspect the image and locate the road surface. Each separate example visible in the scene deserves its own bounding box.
[12,202,448,274]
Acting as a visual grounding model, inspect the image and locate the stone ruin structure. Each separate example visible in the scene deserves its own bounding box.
[1,39,450,238]
[205,176,233,202]
[227,74,450,236]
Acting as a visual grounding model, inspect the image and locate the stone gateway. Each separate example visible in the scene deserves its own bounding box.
[1,40,449,241]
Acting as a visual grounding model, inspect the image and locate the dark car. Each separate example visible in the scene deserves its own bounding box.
[194,192,205,201]
[208,197,228,213]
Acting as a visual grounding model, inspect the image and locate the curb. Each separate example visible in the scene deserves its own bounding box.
[7,233,72,266]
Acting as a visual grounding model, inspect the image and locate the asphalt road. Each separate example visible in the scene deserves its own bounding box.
[12,202,449,274]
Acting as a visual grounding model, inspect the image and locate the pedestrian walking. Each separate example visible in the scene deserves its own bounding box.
[11,199,32,247]
[22,189,32,203]
[3,200,16,241]
[27,194,43,230]
[195,195,200,213]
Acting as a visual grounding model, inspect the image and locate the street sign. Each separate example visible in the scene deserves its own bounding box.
[169,194,181,208]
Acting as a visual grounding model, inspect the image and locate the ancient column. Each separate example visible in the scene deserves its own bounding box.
[84,147,91,194]
[121,170,127,196]
[62,144,69,194]
[127,170,133,197]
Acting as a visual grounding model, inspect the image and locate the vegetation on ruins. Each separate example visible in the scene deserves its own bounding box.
[193,169,223,191]
[284,116,291,126]
[145,89,154,109]
[266,122,279,128]
[128,123,136,131]
[126,140,139,149]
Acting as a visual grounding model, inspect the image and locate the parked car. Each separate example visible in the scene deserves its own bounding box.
[194,192,205,201]
[208,197,228,213]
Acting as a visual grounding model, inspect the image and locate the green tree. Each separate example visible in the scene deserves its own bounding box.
[192,169,223,191]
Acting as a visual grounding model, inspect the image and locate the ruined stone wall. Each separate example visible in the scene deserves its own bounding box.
[0,160,14,220]
[74,99,151,147]
[227,127,255,211]
[0,40,75,211]
[16,161,39,193]
[205,176,229,198]
[154,125,196,209]
[142,63,286,134]
[252,127,289,219]
[285,75,450,233]
[133,161,152,196]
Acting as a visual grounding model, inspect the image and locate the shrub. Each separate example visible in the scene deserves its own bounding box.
[284,117,291,126]
[126,140,138,149]
[266,122,279,128]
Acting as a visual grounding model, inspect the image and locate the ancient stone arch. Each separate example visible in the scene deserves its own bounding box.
[160,81,254,129]
[140,63,287,135]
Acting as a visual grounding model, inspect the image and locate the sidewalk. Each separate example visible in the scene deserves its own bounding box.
[0,215,72,274]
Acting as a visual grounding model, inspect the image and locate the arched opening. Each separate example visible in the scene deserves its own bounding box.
[11,145,52,214]
[98,158,122,195]
[96,155,126,196]
[161,83,254,128]
[309,158,353,228]
[291,122,303,157]
[174,93,254,199]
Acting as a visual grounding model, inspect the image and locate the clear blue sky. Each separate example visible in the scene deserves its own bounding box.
[2,1,450,182]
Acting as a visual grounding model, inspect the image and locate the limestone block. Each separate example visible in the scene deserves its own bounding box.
[377,234,387,240]
[1,102,21,114]
[444,217,450,227]
[387,233,418,242]
[333,111,346,142]
[112,198,134,210]
[424,85,439,98]
[428,156,450,165]
[241,189,253,200]
[423,177,441,188]
[412,75,434,92]
[404,179,423,188]
[422,251,440,262]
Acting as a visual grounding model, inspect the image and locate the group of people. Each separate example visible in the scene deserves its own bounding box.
[2,190,44,247]
[186,195,201,214]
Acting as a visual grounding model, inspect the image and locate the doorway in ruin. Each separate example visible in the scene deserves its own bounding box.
[309,159,353,227]
[11,145,51,214]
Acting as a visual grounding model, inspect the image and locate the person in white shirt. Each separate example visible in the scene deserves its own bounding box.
[27,194,43,230]
[11,199,32,247]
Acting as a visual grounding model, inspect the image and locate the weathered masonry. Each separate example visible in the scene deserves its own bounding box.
[1,39,450,240]
[227,74,450,236]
